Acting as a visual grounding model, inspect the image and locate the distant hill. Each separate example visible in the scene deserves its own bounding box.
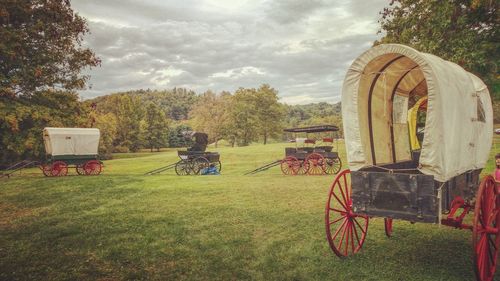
[91,88,198,121]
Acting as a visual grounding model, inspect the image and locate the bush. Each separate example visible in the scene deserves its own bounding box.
[113,146,129,153]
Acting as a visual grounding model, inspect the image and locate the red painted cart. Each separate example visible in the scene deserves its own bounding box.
[245,125,342,176]
[325,44,495,281]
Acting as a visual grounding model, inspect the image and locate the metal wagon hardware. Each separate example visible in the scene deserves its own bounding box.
[324,44,495,281]
[40,127,103,176]
[245,125,342,175]
[145,132,221,176]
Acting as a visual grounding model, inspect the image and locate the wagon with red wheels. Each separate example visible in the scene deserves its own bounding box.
[40,127,103,177]
[281,125,342,176]
[325,44,495,281]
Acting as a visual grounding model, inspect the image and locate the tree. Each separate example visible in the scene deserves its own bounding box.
[144,103,169,152]
[98,94,144,152]
[228,88,259,146]
[0,0,100,97]
[0,90,89,165]
[168,124,193,148]
[189,91,231,147]
[93,112,117,158]
[254,84,285,144]
[377,0,499,99]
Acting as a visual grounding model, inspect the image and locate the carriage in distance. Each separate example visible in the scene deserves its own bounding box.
[145,131,221,176]
[324,44,496,281]
[281,125,342,175]
[40,127,103,176]
[174,132,221,175]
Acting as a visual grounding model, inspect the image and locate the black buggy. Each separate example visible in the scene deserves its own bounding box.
[145,132,221,176]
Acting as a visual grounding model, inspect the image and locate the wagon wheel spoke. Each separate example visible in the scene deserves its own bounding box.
[331,218,348,241]
[331,192,348,211]
[329,216,346,226]
[337,220,349,251]
[334,181,349,208]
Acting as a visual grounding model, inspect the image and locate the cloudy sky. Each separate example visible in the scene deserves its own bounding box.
[72,0,388,104]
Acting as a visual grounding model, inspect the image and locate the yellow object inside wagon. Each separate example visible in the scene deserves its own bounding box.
[408,96,428,151]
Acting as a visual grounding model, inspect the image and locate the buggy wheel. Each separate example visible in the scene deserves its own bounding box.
[325,157,342,175]
[473,176,500,281]
[384,218,393,238]
[40,164,52,177]
[280,156,300,175]
[84,160,102,175]
[51,161,68,177]
[76,164,85,175]
[325,169,369,257]
[295,160,308,175]
[175,160,192,176]
[305,153,326,175]
[193,157,210,175]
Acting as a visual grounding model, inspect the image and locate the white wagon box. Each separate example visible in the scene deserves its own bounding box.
[41,127,102,176]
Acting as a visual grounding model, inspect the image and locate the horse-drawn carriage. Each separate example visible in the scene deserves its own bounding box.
[281,125,342,175]
[325,44,496,281]
[244,125,342,175]
[145,131,221,176]
[40,127,103,176]
[174,151,221,175]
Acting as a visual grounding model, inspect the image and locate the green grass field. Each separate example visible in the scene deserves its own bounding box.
[0,139,499,281]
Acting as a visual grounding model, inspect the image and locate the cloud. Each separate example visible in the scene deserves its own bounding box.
[73,0,388,103]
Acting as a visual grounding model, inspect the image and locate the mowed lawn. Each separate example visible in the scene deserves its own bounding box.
[0,139,499,281]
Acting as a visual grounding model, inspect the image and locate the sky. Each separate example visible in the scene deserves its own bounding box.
[72,0,388,104]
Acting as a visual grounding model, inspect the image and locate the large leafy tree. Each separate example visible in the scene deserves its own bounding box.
[0,90,89,164]
[98,94,144,152]
[189,91,231,147]
[377,0,499,99]
[0,0,100,165]
[228,88,259,146]
[0,0,100,97]
[144,103,169,152]
[254,84,285,144]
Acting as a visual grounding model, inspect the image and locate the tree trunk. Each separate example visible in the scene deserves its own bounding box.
[263,132,267,145]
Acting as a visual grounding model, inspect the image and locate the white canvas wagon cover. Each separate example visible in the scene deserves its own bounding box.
[43,127,100,156]
[342,44,493,182]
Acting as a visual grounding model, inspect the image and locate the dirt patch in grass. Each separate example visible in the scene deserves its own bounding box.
[0,202,49,229]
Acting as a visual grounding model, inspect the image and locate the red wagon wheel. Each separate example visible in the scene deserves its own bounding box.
[305,153,326,175]
[384,218,393,237]
[473,176,500,281]
[50,161,68,177]
[40,164,52,177]
[280,156,300,175]
[325,169,369,257]
[84,160,102,175]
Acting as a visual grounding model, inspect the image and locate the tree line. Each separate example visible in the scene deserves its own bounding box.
[87,85,343,157]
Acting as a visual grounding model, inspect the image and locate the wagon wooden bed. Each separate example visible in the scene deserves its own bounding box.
[325,44,495,281]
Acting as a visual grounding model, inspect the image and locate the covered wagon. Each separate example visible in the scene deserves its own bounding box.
[40,127,102,176]
[324,44,496,281]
